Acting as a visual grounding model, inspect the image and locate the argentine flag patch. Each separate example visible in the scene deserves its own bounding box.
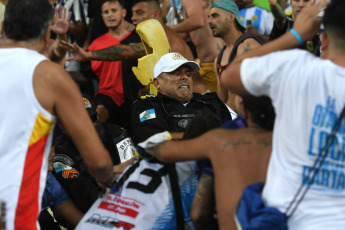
[140,109,156,122]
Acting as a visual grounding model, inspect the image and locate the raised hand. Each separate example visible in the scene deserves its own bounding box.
[293,0,329,42]
[268,0,277,7]
[51,6,72,36]
[60,40,90,62]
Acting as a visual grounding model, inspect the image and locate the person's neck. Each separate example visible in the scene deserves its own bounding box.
[223,29,243,49]
[0,38,45,53]
[108,22,129,39]
[326,51,345,68]
[246,118,269,132]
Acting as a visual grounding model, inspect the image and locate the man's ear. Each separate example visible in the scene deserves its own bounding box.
[320,32,328,53]
[153,78,160,90]
[243,105,249,120]
[43,25,52,43]
[228,12,236,24]
[153,9,160,19]
[122,8,127,19]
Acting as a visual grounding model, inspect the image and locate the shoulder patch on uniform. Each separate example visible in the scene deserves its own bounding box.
[140,94,156,100]
[140,109,156,122]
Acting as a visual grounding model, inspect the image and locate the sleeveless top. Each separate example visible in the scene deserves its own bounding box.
[0,48,56,230]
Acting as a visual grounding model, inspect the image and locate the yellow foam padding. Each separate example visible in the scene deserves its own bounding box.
[132,19,171,95]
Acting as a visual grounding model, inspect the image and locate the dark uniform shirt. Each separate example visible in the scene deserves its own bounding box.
[130,92,232,144]
[52,121,129,214]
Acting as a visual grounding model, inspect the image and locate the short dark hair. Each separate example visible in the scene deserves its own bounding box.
[4,0,54,41]
[323,0,345,50]
[183,114,222,140]
[132,0,160,10]
[242,95,275,131]
[102,0,125,8]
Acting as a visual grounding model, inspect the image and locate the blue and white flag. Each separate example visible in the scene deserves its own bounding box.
[140,109,156,122]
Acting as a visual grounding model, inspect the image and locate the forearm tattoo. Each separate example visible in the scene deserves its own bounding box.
[193,173,216,223]
[91,43,146,61]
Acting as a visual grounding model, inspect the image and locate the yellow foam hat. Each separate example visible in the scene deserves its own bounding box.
[132,19,171,95]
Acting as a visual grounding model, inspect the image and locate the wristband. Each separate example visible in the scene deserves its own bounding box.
[290,29,304,45]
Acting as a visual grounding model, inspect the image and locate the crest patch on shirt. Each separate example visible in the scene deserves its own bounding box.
[140,109,156,122]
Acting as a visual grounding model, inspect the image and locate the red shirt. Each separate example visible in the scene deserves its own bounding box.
[88,31,132,106]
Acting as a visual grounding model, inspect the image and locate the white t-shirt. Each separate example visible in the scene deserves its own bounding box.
[240,49,345,230]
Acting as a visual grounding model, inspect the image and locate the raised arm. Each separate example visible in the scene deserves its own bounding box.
[61,41,146,62]
[169,0,205,33]
[34,61,114,185]
[222,0,326,95]
[146,129,224,162]
[269,0,287,29]
[49,6,71,64]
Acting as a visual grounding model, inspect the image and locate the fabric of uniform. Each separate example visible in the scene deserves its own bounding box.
[240,49,345,229]
[76,159,198,230]
[0,48,56,230]
[52,126,101,214]
[53,0,87,71]
[269,16,321,56]
[52,118,132,215]
[130,92,232,144]
[239,6,274,36]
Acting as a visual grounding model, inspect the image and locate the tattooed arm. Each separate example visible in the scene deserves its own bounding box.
[269,0,287,29]
[60,41,146,62]
[237,38,263,56]
[90,43,146,61]
[191,173,219,230]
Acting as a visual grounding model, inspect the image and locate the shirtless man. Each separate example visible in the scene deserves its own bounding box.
[209,0,261,114]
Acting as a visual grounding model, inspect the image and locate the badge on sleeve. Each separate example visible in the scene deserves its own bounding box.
[140,109,156,122]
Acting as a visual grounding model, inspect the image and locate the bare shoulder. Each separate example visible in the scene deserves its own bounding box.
[237,38,262,55]
[33,60,80,115]
[181,0,201,9]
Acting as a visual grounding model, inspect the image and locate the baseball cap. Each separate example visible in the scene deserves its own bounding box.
[211,0,246,32]
[153,52,200,78]
[82,94,98,121]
